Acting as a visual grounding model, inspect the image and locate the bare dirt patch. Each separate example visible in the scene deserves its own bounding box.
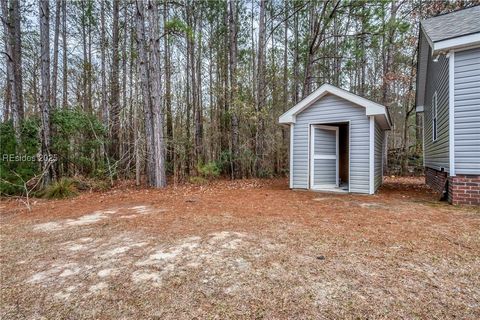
[1,177,479,319]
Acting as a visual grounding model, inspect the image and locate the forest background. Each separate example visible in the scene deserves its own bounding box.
[1,0,478,196]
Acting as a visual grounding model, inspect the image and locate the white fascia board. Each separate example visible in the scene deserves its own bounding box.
[434,33,480,53]
[279,84,389,126]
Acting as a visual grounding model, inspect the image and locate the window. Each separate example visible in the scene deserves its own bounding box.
[432,91,438,141]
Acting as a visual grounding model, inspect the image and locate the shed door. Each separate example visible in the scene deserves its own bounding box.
[310,125,339,189]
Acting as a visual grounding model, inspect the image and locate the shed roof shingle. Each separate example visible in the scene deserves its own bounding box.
[421,6,480,43]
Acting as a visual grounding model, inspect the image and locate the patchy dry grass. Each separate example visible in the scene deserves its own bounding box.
[1,177,479,319]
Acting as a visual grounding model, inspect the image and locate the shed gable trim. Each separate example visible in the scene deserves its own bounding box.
[279,84,390,129]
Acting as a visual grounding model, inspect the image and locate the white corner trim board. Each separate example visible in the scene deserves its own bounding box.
[448,50,455,176]
[279,84,391,129]
[289,124,294,188]
[369,116,375,194]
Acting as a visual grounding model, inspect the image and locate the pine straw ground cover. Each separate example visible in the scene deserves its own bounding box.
[0,177,479,319]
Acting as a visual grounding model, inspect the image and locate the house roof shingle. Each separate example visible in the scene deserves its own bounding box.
[421,6,480,43]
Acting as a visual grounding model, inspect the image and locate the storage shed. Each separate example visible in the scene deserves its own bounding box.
[279,84,391,194]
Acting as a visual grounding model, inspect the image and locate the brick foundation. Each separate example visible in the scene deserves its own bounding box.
[425,167,448,196]
[449,175,480,206]
[426,167,480,205]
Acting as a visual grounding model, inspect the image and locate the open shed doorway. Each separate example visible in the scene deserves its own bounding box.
[309,122,349,192]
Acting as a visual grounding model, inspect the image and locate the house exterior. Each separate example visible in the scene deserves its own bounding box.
[416,6,480,205]
[279,84,391,194]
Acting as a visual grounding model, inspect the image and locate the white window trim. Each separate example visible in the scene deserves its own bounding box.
[432,91,438,142]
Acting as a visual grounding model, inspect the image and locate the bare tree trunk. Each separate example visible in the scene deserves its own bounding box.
[359,6,366,96]
[189,2,198,166]
[1,0,11,122]
[221,2,229,160]
[185,1,194,174]
[282,0,289,171]
[97,0,107,167]
[415,113,423,154]
[135,0,154,185]
[121,1,129,171]
[208,28,215,162]
[147,0,166,187]
[333,14,339,86]
[87,1,92,113]
[12,0,24,119]
[194,8,203,164]
[303,2,328,97]
[293,1,299,103]
[100,0,108,124]
[31,61,39,113]
[382,1,398,106]
[61,0,67,108]
[255,0,266,176]
[39,0,52,184]
[228,0,239,178]
[401,48,418,175]
[110,0,121,161]
[134,89,141,186]
[3,65,11,121]
[51,0,61,107]
[1,0,20,142]
[163,0,173,166]
[80,1,88,112]
[128,17,136,178]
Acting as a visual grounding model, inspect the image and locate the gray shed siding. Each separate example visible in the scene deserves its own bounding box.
[292,94,370,193]
[454,48,480,175]
[424,52,450,172]
[374,120,383,191]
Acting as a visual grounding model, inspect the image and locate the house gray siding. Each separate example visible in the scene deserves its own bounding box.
[374,120,383,191]
[292,94,370,193]
[454,48,480,175]
[424,50,450,172]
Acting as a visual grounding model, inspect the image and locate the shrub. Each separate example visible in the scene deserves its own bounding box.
[257,167,273,178]
[0,119,41,196]
[91,179,111,192]
[197,161,221,180]
[51,108,107,178]
[40,178,78,199]
[189,176,208,185]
